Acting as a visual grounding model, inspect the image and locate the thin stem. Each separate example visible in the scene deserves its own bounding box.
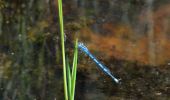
[71,39,78,100]
[58,0,68,100]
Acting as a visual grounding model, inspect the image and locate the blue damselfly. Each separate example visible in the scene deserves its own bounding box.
[78,42,120,84]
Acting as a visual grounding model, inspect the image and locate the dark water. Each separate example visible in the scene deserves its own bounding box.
[0,0,170,100]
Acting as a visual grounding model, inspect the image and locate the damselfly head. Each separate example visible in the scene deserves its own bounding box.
[78,42,89,52]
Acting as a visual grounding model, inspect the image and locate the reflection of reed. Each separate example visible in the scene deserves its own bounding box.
[145,0,156,66]
[0,12,2,35]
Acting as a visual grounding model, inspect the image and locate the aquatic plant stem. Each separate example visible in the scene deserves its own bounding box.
[58,0,68,100]
[71,39,78,100]
[66,59,71,99]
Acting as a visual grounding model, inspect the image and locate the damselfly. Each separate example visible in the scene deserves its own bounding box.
[78,42,120,84]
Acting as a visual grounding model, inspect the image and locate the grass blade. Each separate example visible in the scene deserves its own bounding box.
[71,39,78,100]
[57,0,68,100]
[66,58,72,99]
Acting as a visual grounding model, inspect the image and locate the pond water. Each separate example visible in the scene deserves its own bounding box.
[0,0,170,100]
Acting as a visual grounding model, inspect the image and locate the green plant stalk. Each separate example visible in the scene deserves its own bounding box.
[58,0,68,100]
[71,39,78,100]
[66,58,71,99]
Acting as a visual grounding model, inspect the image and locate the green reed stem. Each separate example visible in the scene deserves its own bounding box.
[71,39,78,100]
[58,0,78,100]
[58,0,68,100]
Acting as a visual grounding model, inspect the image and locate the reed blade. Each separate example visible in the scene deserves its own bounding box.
[71,39,78,100]
[66,58,71,99]
[58,0,68,99]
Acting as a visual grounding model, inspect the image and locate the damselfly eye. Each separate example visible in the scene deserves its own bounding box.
[78,42,88,52]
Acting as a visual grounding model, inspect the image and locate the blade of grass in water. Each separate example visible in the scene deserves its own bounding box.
[57,0,68,100]
[66,39,78,100]
[66,58,71,99]
[71,39,78,100]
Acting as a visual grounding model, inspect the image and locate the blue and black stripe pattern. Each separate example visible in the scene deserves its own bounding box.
[78,42,120,84]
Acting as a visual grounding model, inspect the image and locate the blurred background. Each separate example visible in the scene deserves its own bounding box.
[0,0,170,100]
